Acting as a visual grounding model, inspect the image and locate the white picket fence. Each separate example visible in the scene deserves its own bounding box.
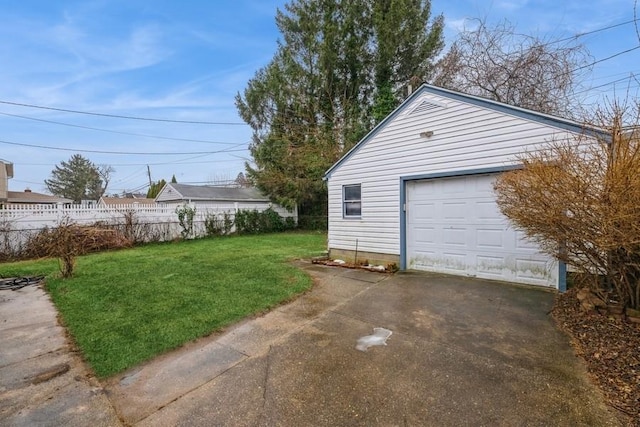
[0,202,296,257]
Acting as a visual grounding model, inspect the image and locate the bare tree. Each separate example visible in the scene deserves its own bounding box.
[432,19,591,118]
[234,172,251,188]
[97,165,114,198]
[207,172,234,187]
[494,102,640,311]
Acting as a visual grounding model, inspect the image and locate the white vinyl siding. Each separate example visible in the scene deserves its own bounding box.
[327,90,583,259]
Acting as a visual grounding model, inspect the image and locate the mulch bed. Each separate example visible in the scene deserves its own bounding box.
[552,288,640,426]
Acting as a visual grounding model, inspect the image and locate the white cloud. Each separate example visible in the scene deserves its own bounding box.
[446,17,481,33]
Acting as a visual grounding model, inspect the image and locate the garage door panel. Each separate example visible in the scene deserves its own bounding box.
[442,228,467,246]
[476,229,503,248]
[411,202,436,220]
[440,252,468,271]
[476,255,506,273]
[406,174,558,287]
[413,226,436,244]
[442,179,467,194]
[442,202,466,219]
[476,201,502,220]
[515,231,539,250]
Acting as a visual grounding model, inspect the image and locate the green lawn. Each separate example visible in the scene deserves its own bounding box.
[1,232,326,377]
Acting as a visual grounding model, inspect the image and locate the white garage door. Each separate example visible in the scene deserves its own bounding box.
[405,174,558,287]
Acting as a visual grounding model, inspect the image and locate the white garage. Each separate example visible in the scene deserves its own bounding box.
[404,173,558,287]
[324,84,587,290]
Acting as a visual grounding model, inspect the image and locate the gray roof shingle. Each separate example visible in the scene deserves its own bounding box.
[168,184,269,202]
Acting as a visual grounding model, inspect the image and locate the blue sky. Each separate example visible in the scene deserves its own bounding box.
[1,0,638,194]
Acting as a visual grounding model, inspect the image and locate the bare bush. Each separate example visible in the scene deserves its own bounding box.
[100,211,173,244]
[495,104,640,310]
[0,218,16,261]
[25,218,132,278]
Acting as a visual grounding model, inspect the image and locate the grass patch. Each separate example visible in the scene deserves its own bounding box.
[1,232,326,377]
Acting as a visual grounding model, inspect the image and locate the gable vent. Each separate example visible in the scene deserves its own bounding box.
[410,100,444,115]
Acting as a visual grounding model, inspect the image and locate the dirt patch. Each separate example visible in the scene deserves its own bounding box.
[552,288,640,426]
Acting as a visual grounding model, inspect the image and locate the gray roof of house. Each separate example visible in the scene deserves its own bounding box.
[7,191,73,204]
[99,197,156,206]
[168,183,270,202]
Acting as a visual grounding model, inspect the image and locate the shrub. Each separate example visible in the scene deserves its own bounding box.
[234,208,292,235]
[24,218,131,278]
[235,209,261,234]
[175,204,197,239]
[494,105,640,310]
[204,211,234,236]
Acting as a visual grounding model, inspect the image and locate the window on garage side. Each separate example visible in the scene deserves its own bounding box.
[343,184,361,218]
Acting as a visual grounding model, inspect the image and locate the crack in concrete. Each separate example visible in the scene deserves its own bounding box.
[262,345,272,406]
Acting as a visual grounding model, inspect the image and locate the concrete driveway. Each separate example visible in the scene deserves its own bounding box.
[1,262,620,426]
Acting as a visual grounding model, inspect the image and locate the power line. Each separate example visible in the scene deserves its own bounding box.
[0,138,248,155]
[0,111,245,145]
[541,18,639,47]
[18,157,246,167]
[572,45,640,73]
[574,74,639,95]
[0,100,248,125]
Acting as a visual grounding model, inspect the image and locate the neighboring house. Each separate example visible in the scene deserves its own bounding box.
[155,183,295,218]
[0,160,13,202]
[324,84,596,290]
[1,161,72,206]
[6,189,72,205]
[97,196,156,207]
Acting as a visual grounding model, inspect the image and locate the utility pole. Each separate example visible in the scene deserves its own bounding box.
[147,165,152,187]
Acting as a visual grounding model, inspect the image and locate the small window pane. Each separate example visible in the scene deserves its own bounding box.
[345,201,361,216]
[344,185,361,201]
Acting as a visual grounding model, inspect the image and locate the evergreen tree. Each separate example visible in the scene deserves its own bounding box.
[236,0,443,210]
[372,0,444,120]
[45,154,112,203]
[147,179,167,199]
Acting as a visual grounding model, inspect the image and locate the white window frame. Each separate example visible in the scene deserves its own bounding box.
[342,184,361,218]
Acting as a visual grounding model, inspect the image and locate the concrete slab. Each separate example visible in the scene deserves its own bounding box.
[107,341,246,424]
[138,307,616,427]
[0,350,69,392]
[2,369,119,427]
[0,323,68,368]
[0,285,57,329]
[0,285,121,427]
[131,264,620,426]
